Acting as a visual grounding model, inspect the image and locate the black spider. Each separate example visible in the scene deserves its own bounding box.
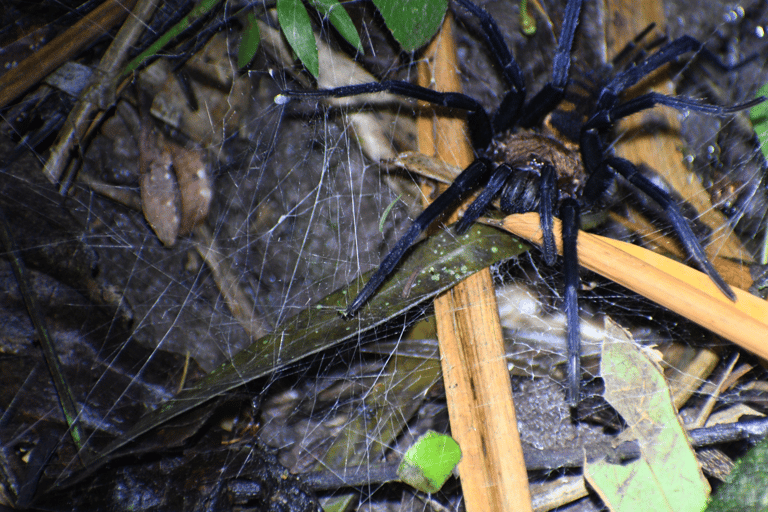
[277,0,765,405]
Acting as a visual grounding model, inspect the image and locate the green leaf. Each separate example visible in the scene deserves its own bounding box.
[372,0,448,52]
[584,321,709,512]
[277,0,319,77]
[398,431,461,493]
[749,84,768,161]
[311,0,363,53]
[88,225,528,470]
[237,10,261,69]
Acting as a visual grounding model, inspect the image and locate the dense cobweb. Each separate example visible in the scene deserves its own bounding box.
[1,0,767,510]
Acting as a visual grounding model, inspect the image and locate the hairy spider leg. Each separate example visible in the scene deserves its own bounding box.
[453,0,526,135]
[610,156,737,298]
[597,35,760,112]
[343,159,492,316]
[278,79,495,150]
[582,92,766,301]
[454,163,515,233]
[561,198,580,405]
[518,0,582,127]
[456,0,585,131]
[609,23,658,69]
[538,164,559,266]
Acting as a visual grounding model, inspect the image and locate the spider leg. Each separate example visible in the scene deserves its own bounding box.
[278,80,494,148]
[603,92,766,126]
[538,164,558,266]
[454,0,526,134]
[605,156,736,300]
[454,0,523,90]
[599,35,759,111]
[561,198,581,406]
[519,0,583,128]
[345,159,492,316]
[455,163,514,234]
[610,23,658,68]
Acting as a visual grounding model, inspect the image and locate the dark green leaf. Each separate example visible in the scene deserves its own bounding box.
[312,0,363,53]
[372,0,448,52]
[237,10,261,69]
[277,0,319,78]
[749,84,768,161]
[705,436,768,512]
[89,225,528,468]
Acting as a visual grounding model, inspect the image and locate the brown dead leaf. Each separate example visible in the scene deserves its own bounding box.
[168,143,212,235]
[139,124,180,246]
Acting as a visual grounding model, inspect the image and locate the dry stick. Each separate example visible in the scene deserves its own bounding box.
[0,0,137,110]
[418,14,532,512]
[44,0,158,185]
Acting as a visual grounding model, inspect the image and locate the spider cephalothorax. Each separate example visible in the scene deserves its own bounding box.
[488,132,585,210]
[278,0,765,405]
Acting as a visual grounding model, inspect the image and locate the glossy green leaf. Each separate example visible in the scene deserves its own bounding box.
[237,10,261,69]
[398,431,461,493]
[277,0,319,77]
[87,225,528,471]
[372,0,448,51]
[312,0,363,53]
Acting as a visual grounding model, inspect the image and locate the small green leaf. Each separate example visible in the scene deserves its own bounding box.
[372,0,448,52]
[237,10,261,69]
[277,0,319,77]
[749,84,768,161]
[398,431,461,493]
[311,0,364,53]
[519,0,536,36]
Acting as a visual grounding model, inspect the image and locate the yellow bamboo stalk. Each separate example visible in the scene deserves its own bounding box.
[490,213,768,360]
[417,14,532,512]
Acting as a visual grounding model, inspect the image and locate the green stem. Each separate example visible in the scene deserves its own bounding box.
[0,207,90,464]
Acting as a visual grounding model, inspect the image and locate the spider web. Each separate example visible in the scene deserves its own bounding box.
[1,0,767,510]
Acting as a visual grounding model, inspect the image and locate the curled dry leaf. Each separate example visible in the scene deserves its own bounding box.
[138,122,212,246]
[168,143,211,235]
